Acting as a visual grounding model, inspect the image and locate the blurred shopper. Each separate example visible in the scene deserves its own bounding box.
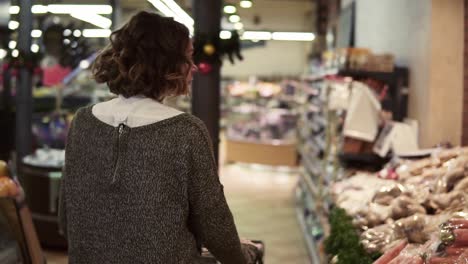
[59,11,260,264]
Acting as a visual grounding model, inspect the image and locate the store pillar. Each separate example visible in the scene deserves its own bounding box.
[16,0,33,170]
[110,0,122,30]
[191,0,222,163]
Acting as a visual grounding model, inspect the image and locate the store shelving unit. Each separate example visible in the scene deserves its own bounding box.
[223,81,300,166]
[295,73,347,263]
[338,67,408,121]
[295,76,327,263]
[295,202,321,264]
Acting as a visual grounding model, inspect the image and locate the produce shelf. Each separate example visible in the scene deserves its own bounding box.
[295,201,322,264]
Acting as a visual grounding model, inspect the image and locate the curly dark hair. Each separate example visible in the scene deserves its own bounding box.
[92,11,191,101]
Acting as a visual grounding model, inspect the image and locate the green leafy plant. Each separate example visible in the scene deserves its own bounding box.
[324,207,381,264]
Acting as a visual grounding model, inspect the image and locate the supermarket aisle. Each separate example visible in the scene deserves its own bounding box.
[221,164,310,264]
[45,163,309,264]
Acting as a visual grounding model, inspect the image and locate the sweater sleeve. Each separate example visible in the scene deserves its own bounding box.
[187,119,250,264]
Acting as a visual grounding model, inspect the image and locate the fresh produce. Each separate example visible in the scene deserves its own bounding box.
[0,160,9,177]
[373,240,407,264]
[0,176,18,197]
[325,207,381,264]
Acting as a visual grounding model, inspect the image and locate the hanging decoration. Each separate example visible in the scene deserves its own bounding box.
[203,43,216,56]
[193,29,244,75]
[198,62,213,74]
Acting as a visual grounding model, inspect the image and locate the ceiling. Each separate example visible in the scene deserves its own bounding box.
[10,0,315,32]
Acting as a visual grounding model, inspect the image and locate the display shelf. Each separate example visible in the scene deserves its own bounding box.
[338,67,409,121]
[298,117,322,138]
[303,68,339,82]
[300,170,319,199]
[338,69,397,82]
[300,147,322,177]
[295,203,322,264]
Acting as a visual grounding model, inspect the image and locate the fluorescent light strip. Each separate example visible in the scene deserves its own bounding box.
[237,31,316,41]
[48,5,113,14]
[147,0,176,18]
[272,32,315,41]
[147,0,194,34]
[161,0,194,26]
[242,31,272,40]
[71,13,112,29]
[83,29,111,38]
[10,5,112,14]
[31,5,48,14]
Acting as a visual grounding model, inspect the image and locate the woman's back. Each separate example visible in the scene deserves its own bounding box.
[59,11,259,264]
[59,106,247,264]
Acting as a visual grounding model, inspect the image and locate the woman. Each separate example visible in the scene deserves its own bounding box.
[59,11,260,264]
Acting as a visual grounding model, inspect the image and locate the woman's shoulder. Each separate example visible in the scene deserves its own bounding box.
[178,114,210,138]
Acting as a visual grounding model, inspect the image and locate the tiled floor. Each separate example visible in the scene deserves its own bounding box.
[44,163,309,264]
[221,164,309,264]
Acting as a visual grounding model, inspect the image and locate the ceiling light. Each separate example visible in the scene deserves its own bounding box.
[9,6,19,14]
[224,5,237,14]
[73,30,82,37]
[63,39,71,45]
[0,49,7,59]
[229,14,241,23]
[220,31,232,39]
[83,29,111,38]
[161,0,194,26]
[242,31,271,40]
[10,5,113,14]
[31,5,48,14]
[147,0,176,18]
[240,0,253,8]
[31,44,40,53]
[8,21,19,30]
[8,41,17,49]
[31,30,42,38]
[63,29,72,36]
[234,22,244,30]
[71,13,112,29]
[272,32,315,41]
[79,60,90,69]
[147,0,194,34]
[12,50,19,58]
[47,5,112,14]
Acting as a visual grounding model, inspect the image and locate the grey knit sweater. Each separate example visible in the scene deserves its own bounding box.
[58,106,254,264]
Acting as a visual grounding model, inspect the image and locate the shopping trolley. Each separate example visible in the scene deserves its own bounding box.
[200,240,265,264]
